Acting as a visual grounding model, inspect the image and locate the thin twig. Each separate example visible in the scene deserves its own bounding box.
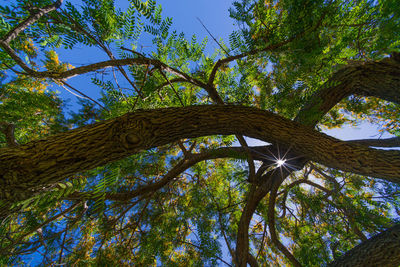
[158,68,185,106]
[3,201,81,255]
[120,46,146,58]
[58,11,144,98]
[197,17,230,56]
[60,80,109,112]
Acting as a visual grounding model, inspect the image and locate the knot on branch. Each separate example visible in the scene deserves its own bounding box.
[119,133,142,151]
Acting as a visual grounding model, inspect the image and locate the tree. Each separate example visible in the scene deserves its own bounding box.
[0,0,400,266]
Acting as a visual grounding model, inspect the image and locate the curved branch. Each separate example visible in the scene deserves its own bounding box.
[1,57,198,82]
[296,55,400,125]
[207,0,332,86]
[68,146,252,202]
[348,136,400,148]
[11,54,219,103]
[328,224,400,267]
[1,105,399,204]
[268,178,302,267]
[69,145,287,202]
[1,0,62,45]
[235,157,307,266]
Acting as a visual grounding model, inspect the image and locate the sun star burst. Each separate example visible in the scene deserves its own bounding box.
[276,159,286,167]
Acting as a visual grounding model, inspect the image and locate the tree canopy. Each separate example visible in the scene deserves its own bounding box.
[1,0,400,266]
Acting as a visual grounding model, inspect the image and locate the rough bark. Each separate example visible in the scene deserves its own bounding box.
[349,136,400,148]
[328,224,400,267]
[296,54,400,126]
[1,105,399,203]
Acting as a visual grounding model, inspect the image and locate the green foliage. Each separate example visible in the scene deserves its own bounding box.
[0,0,399,266]
[0,77,67,146]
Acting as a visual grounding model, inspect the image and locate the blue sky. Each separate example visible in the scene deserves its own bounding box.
[0,0,393,142]
[2,1,397,265]
[55,0,393,142]
[50,0,238,114]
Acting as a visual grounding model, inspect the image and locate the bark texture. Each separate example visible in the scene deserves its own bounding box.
[328,224,400,267]
[1,105,399,203]
[296,54,400,126]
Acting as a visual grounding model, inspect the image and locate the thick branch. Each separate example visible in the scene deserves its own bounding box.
[296,55,400,125]
[0,122,18,147]
[235,158,307,266]
[348,136,400,148]
[328,224,400,267]
[1,105,399,201]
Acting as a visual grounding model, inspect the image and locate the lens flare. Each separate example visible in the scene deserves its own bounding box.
[276,159,286,167]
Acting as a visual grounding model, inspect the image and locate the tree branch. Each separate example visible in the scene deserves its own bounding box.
[60,80,109,112]
[0,122,18,147]
[197,17,230,56]
[268,178,302,267]
[154,78,189,91]
[296,56,400,125]
[1,105,399,206]
[207,1,332,87]
[1,201,80,255]
[1,0,62,45]
[158,68,185,106]
[348,136,400,148]
[67,147,248,202]
[328,224,400,267]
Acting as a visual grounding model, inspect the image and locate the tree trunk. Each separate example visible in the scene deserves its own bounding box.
[0,105,399,203]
